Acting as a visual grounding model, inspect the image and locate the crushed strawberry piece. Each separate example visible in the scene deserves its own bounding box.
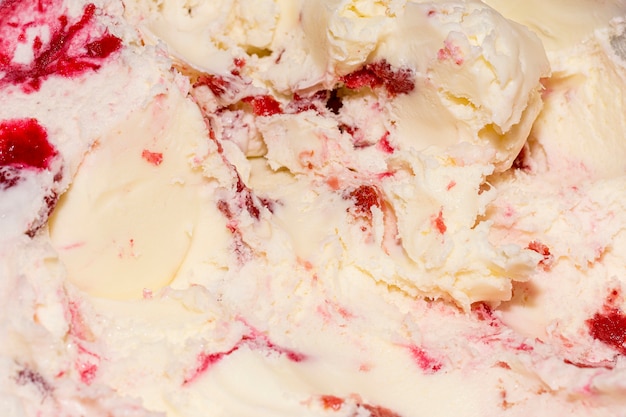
[362,404,403,417]
[0,118,62,233]
[77,360,98,385]
[242,95,282,116]
[431,208,446,234]
[343,67,382,90]
[437,40,464,65]
[606,288,622,306]
[342,60,415,96]
[0,118,56,171]
[231,57,246,75]
[290,91,329,113]
[75,343,100,385]
[320,395,344,411]
[194,74,231,97]
[377,132,394,153]
[141,149,163,166]
[586,289,626,355]
[85,34,122,59]
[587,309,626,355]
[527,240,554,271]
[347,185,381,218]
[338,124,357,136]
[409,345,443,374]
[0,118,62,235]
[472,302,499,326]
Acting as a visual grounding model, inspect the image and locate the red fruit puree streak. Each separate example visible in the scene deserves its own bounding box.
[0,2,122,91]
[183,331,306,386]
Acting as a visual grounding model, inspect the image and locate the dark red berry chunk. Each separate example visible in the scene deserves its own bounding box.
[342,60,415,97]
[587,309,626,355]
[242,95,282,116]
[0,118,57,180]
[347,185,381,218]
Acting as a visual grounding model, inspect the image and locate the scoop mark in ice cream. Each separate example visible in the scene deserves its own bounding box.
[341,60,415,97]
[0,118,57,188]
[0,2,122,91]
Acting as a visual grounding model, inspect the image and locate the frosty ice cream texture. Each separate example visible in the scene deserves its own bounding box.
[53,0,550,305]
[1,0,626,416]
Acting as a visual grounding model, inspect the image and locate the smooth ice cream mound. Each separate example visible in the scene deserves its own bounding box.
[301,0,550,170]
[1,0,626,417]
[163,0,549,307]
[129,0,549,170]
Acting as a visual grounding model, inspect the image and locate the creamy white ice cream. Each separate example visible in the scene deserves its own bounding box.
[1,0,626,416]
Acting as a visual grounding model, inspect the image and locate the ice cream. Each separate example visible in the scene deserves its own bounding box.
[1,0,626,416]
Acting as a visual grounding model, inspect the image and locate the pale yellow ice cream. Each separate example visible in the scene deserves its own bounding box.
[1,0,626,417]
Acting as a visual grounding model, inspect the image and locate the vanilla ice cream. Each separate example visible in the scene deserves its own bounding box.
[1,0,626,416]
